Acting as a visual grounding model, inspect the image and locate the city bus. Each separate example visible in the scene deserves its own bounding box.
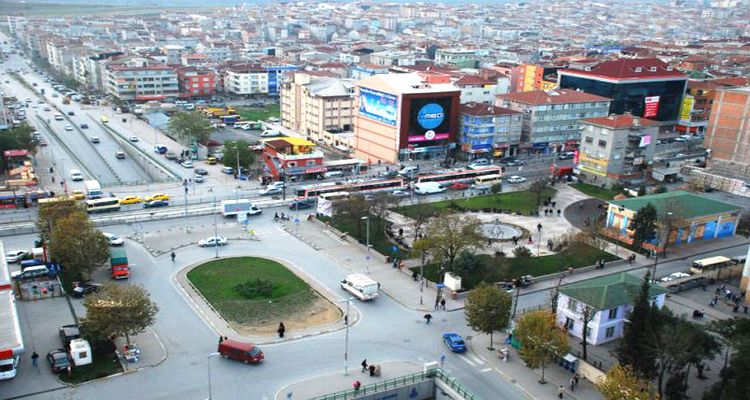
[415,167,503,185]
[296,178,405,199]
[690,256,734,275]
[84,197,121,214]
[473,174,503,186]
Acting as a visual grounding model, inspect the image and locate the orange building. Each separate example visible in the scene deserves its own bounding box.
[509,64,543,93]
[705,87,750,169]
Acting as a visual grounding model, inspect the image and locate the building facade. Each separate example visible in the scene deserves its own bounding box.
[509,64,543,93]
[280,73,354,143]
[222,64,269,96]
[261,137,326,181]
[558,58,688,124]
[176,66,217,98]
[577,114,658,187]
[354,72,461,163]
[459,103,523,158]
[105,57,178,102]
[705,86,750,173]
[496,89,611,154]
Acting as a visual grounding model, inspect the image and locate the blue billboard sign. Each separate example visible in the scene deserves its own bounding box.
[359,87,398,126]
[417,103,445,130]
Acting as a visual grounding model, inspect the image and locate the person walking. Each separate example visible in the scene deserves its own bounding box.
[219,336,224,344]
[361,359,368,373]
[353,381,361,391]
[573,373,579,387]
[440,298,446,310]
[558,385,564,398]
[277,322,286,338]
[570,377,575,392]
[424,313,433,324]
[171,252,176,262]
[31,352,39,367]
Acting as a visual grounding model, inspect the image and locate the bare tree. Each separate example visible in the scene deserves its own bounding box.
[658,199,687,257]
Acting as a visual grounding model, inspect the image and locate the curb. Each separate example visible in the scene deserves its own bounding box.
[466,336,537,400]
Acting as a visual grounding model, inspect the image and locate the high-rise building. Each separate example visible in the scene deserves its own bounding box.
[704,86,750,178]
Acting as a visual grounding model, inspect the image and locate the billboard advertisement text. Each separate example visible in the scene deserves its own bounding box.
[359,87,398,126]
[407,97,453,143]
[644,96,660,118]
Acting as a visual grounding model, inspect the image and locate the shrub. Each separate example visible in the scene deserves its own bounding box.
[454,250,481,274]
[654,185,668,194]
[490,183,503,194]
[235,278,274,299]
[512,246,532,258]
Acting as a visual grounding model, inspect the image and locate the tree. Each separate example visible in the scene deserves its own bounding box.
[0,122,38,160]
[81,284,159,345]
[408,205,433,241]
[579,303,599,361]
[598,364,660,400]
[630,203,657,251]
[48,213,110,280]
[36,199,85,243]
[528,180,548,208]
[618,272,659,380]
[368,192,400,232]
[168,111,212,144]
[704,318,750,400]
[221,139,256,171]
[515,310,569,384]
[412,212,485,271]
[334,195,369,225]
[490,182,503,194]
[465,283,512,349]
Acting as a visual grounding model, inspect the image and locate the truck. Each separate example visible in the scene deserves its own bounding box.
[552,166,574,178]
[1,242,25,380]
[340,274,379,301]
[109,248,129,279]
[202,107,237,118]
[84,180,103,199]
[221,199,262,217]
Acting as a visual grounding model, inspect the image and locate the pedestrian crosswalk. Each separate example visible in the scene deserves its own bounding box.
[460,354,486,367]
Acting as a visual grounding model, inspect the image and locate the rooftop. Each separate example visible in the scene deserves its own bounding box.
[608,191,742,219]
[356,72,460,95]
[559,58,687,82]
[581,114,658,129]
[497,89,611,105]
[560,272,668,310]
[460,102,520,117]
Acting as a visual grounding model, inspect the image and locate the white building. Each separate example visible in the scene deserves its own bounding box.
[222,64,269,95]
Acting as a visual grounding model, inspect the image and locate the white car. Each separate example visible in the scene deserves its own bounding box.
[5,250,27,263]
[193,174,205,183]
[199,236,227,247]
[65,125,74,131]
[181,160,194,168]
[69,169,84,181]
[260,130,281,137]
[660,272,691,282]
[392,189,410,197]
[128,136,139,142]
[102,233,124,246]
[259,186,283,196]
[507,175,526,184]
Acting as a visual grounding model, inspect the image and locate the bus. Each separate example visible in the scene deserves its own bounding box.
[415,167,503,185]
[690,256,733,275]
[474,174,503,186]
[319,191,350,201]
[84,197,121,213]
[296,178,405,199]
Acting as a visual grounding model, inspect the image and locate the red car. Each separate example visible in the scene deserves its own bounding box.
[218,340,264,364]
[448,182,470,190]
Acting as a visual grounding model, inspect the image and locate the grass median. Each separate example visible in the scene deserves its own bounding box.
[59,345,123,384]
[236,104,280,122]
[570,183,622,201]
[397,188,556,219]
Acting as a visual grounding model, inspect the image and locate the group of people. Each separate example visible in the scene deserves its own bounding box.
[626,253,637,264]
[360,359,381,377]
[594,259,607,270]
[710,285,748,313]
[274,212,290,222]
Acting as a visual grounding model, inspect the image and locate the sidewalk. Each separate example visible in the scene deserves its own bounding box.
[469,333,604,400]
[112,327,167,373]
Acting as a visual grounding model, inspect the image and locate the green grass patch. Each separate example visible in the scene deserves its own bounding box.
[397,189,556,219]
[570,183,621,201]
[236,104,280,122]
[59,349,123,384]
[187,257,316,324]
[412,242,618,290]
[319,215,406,258]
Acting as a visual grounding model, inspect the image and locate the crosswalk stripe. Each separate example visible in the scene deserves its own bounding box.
[461,357,476,367]
[469,355,485,365]
[481,367,492,373]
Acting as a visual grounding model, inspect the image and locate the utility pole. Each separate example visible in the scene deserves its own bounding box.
[183,185,189,233]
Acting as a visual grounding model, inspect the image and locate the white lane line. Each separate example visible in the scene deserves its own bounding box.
[461,356,476,367]
[469,354,485,365]
[480,367,492,373]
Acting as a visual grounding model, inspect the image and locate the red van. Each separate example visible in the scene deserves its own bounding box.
[218,340,264,364]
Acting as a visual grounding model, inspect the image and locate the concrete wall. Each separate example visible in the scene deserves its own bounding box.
[351,381,434,400]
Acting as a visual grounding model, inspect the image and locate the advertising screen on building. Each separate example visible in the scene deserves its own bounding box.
[644,96,660,118]
[407,97,453,143]
[359,87,398,126]
[679,95,694,123]
[639,134,652,148]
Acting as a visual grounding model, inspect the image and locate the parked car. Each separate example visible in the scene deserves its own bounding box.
[199,236,228,247]
[72,282,102,298]
[46,349,71,373]
[5,250,27,263]
[102,232,124,246]
[144,200,169,208]
[221,166,234,174]
[289,200,313,210]
[442,333,467,353]
[145,193,170,202]
[259,186,282,196]
[194,168,208,176]
[507,175,526,184]
[59,325,81,348]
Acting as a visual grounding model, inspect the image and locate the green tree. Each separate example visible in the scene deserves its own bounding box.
[413,212,485,271]
[490,182,503,194]
[629,203,658,250]
[221,139,256,171]
[168,111,212,144]
[618,272,659,380]
[598,364,660,400]
[48,213,110,280]
[36,199,85,243]
[0,122,38,160]
[464,283,512,349]
[704,318,750,400]
[515,310,569,384]
[81,284,159,345]
[528,180,549,208]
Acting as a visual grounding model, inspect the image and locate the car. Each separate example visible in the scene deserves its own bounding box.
[43,106,51,111]
[71,282,102,298]
[153,144,167,154]
[448,182,470,190]
[51,93,58,98]
[180,160,194,168]
[506,159,525,166]
[120,196,142,205]
[260,130,281,137]
[67,111,74,116]
[467,159,490,169]
[145,193,170,202]
[59,325,81,348]
[5,250,27,263]
[247,205,263,216]
[507,175,526,184]
[115,151,126,159]
[442,333,467,353]
[102,232,124,246]
[471,183,491,191]
[193,174,205,183]
[129,136,140,142]
[64,125,73,131]
[660,272,691,283]
[144,200,169,208]
[259,186,282,196]
[399,166,419,176]
[557,152,575,160]
[381,170,399,179]
[70,190,85,200]
[80,123,88,129]
[90,136,100,143]
[69,170,84,181]
[268,181,286,189]
[194,168,208,176]
[222,166,234,175]
[289,200,313,210]
[199,236,228,247]
[392,189,410,197]
[46,349,71,373]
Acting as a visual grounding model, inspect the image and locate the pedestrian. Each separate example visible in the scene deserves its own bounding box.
[171,252,176,262]
[558,385,564,398]
[733,304,740,313]
[440,298,446,310]
[361,359,368,373]
[398,228,404,237]
[570,377,575,392]
[67,365,72,377]
[353,380,361,391]
[573,373,579,386]
[277,322,286,338]
[219,336,224,344]
[368,364,376,377]
[424,313,433,324]
[31,351,39,367]
[744,306,748,314]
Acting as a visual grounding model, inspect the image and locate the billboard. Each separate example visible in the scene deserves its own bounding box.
[407,97,453,143]
[679,95,694,123]
[359,87,398,126]
[638,134,652,148]
[644,96,660,118]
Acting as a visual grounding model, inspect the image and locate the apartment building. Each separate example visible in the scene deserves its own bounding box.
[176,66,217,98]
[281,73,354,143]
[509,64,543,93]
[704,86,750,177]
[105,56,178,101]
[435,49,480,69]
[459,102,523,158]
[496,89,611,154]
[577,114,658,187]
[454,75,504,105]
[222,63,269,96]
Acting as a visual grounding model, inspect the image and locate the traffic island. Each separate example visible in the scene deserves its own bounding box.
[185,257,342,338]
[58,341,123,385]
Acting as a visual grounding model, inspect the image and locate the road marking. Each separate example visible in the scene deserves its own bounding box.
[461,357,476,367]
[469,354,485,365]
[480,367,492,373]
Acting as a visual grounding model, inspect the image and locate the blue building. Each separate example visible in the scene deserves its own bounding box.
[264,64,298,95]
[459,102,523,159]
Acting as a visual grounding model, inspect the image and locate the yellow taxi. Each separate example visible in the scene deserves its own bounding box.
[70,190,86,200]
[120,196,143,205]
[101,116,109,123]
[206,157,217,165]
[145,193,170,202]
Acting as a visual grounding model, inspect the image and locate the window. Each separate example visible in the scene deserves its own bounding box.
[567,299,578,312]
[605,326,615,338]
[598,140,607,147]
[566,317,575,330]
[608,307,618,320]
[585,327,592,338]
[585,136,593,143]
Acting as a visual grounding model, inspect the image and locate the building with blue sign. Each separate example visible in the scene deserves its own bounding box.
[459,102,523,159]
[265,64,298,95]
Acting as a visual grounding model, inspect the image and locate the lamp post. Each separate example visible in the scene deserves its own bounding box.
[419,251,427,305]
[338,297,354,375]
[206,352,220,400]
[487,310,497,351]
[361,216,371,274]
[209,188,219,258]
[184,185,189,233]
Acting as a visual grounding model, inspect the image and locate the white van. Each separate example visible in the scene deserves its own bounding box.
[10,265,49,280]
[340,274,379,301]
[260,130,281,137]
[414,182,446,195]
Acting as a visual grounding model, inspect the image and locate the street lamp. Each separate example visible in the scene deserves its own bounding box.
[208,188,219,258]
[338,297,354,375]
[206,352,220,400]
[487,310,497,351]
[361,216,371,274]
[419,251,427,305]
[184,185,189,233]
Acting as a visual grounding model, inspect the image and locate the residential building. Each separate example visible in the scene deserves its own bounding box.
[435,49,479,69]
[261,137,326,181]
[459,102,523,158]
[558,58,688,125]
[556,273,668,346]
[350,64,390,81]
[577,114,658,187]
[222,63,269,96]
[510,64,543,93]
[604,191,742,252]
[265,64,299,96]
[496,89,611,154]
[176,66,217,98]
[704,86,750,175]
[280,73,354,143]
[354,72,461,163]
[105,56,178,102]
[454,75,502,105]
